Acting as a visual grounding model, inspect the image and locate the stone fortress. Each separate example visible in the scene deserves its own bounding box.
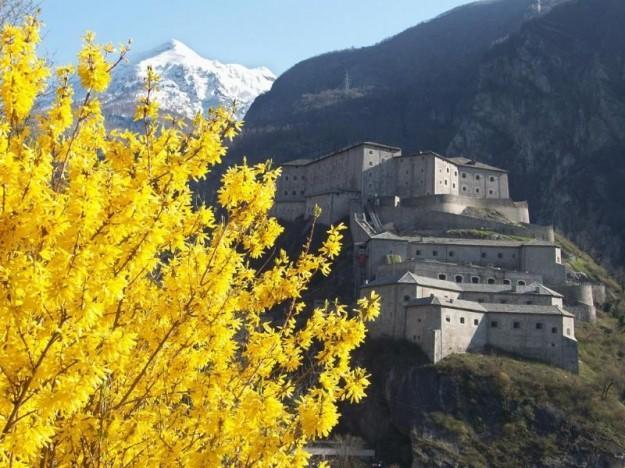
[274,142,604,373]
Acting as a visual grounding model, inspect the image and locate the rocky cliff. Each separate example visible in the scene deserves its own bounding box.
[449,0,625,280]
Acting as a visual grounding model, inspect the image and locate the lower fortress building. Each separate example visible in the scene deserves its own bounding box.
[273,142,605,373]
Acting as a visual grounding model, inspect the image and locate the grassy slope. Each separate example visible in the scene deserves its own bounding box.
[421,315,625,466]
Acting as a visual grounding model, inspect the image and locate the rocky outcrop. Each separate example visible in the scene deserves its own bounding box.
[449,0,625,280]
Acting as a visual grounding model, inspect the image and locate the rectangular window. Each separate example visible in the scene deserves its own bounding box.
[474,319,479,326]
[551,327,558,334]
[497,253,503,259]
[536,323,543,330]
[513,322,521,329]
[460,317,465,324]
[432,250,438,256]
[446,317,451,323]
[416,249,421,256]
[449,251,454,257]
[491,321,498,328]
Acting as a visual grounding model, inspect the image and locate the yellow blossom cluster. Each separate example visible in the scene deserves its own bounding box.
[0,17,380,466]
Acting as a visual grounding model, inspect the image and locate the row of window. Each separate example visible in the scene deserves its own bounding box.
[284,175,305,181]
[461,186,495,195]
[283,190,305,196]
[461,173,497,182]
[445,315,563,335]
[436,273,526,286]
[415,249,516,260]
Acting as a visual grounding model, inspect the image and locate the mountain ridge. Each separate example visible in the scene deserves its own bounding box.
[100,39,275,121]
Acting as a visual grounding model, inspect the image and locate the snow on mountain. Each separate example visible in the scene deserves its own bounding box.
[101,39,275,120]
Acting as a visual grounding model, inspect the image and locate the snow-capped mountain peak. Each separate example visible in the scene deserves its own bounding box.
[101,39,275,120]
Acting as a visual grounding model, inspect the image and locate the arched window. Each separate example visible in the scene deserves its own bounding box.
[455,275,463,283]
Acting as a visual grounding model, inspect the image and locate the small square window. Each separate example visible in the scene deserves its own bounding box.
[489,190,493,195]
[481,252,487,258]
[497,253,503,259]
[513,322,521,329]
[476,188,480,193]
[551,327,557,334]
[403,295,411,302]
[476,174,481,180]
[446,317,451,323]
[491,321,498,328]
[438,274,447,280]
[536,323,543,330]
[462,186,467,191]
[449,251,454,257]
[432,250,438,257]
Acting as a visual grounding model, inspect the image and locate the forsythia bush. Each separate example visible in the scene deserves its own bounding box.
[0,17,379,466]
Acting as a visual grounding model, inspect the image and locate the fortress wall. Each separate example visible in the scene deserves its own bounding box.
[409,242,521,270]
[304,192,359,225]
[405,305,442,362]
[439,307,487,358]
[486,312,577,372]
[375,260,543,285]
[374,207,553,241]
[591,284,607,305]
[272,200,306,222]
[521,245,566,284]
[362,284,409,338]
[554,283,596,322]
[459,291,560,306]
[397,195,529,223]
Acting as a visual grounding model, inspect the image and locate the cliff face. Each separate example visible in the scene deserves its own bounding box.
[233,0,567,162]
[340,331,625,467]
[449,0,625,279]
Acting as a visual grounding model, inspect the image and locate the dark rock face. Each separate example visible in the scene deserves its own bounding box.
[225,0,625,278]
[449,0,625,279]
[233,0,568,163]
[339,342,625,467]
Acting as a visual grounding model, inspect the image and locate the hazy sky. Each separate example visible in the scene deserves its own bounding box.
[40,0,471,75]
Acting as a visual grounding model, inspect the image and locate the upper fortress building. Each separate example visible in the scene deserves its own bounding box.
[272,142,605,373]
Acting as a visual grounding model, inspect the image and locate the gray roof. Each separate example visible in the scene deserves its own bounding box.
[402,151,507,173]
[460,282,564,298]
[408,295,487,312]
[281,158,312,167]
[281,141,401,168]
[363,272,462,291]
[405,296,573,317]
[370,232,553,247]
[447,156,507,173]
[482,303,574,317]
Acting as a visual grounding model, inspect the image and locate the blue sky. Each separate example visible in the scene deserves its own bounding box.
[40,0,471,75]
